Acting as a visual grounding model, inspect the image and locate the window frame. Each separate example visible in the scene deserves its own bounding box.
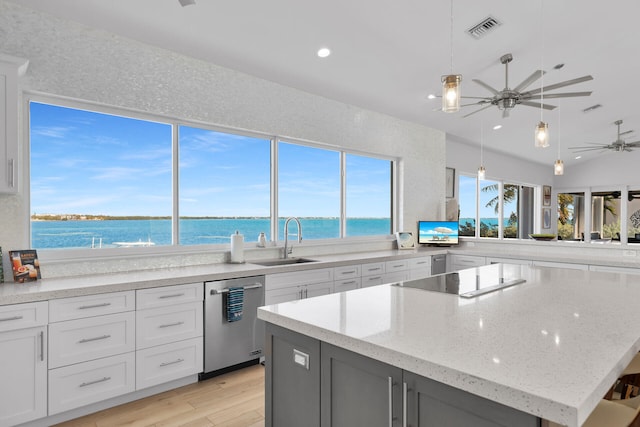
[25,93,397,255]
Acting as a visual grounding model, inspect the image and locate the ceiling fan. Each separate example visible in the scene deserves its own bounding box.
[570,120,640,153]
[461,53,593,118]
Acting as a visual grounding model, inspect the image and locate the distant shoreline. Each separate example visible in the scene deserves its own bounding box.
[30,215,387,221]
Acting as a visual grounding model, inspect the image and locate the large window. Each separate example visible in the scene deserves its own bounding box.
[29,99,394,249]
[591,191,621,241]
[458,173,534,239]
[629,190,640,244]
[557,192,585,241]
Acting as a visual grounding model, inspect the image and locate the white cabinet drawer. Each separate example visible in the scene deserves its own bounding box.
[361,262,385,277]
[136,282,203,310]
[383,271,410,283]
[136,337,203,390]
[136,301,203,350]
[48,352,135,415]
[266,268,334,290]
[408,256,431,270]
[334,277,361,293]
[49,311,135,369]
[385,259,409,273]
[49,291,134,322]
[361,274,385,288]
[333,264,361,280]
[0,301,48,332]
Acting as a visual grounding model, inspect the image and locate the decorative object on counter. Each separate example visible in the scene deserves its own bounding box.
[257,232,266,248]
[396,231,416,249]
[543,185,551,206]
[229,231,244,263]
[529,233,555,241]
[9,249,41,283]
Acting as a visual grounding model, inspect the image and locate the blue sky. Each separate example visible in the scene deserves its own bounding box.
[30,102,390,218]
[459,174,517,219]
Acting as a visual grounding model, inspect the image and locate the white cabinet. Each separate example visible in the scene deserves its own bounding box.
[333,265,361,292]
[48,292,136,414]
[360,262,385,288]
[135,283,203,390]
[265,268,334,304]
[408,256,431,279]
[0,54,28,194]
[447,254,487,272]
[0,301,48,427]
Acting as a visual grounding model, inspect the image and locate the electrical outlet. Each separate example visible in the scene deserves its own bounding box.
[623,250,637,257]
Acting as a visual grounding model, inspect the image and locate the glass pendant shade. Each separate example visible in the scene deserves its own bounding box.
[535,121,549,148]
[477,165,486,180]
[554,159,564,175]
[442,75,462,113]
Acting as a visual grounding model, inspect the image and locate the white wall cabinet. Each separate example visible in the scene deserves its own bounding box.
[0,301,48,427]
[0,54,28,194]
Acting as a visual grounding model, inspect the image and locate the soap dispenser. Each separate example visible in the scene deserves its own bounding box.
[257,232,266,248]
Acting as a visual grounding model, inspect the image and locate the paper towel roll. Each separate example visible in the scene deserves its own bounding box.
[230,231,244,263]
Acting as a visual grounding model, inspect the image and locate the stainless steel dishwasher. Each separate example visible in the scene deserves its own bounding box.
[201,275,265,377]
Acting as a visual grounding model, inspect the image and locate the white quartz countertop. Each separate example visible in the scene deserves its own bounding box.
[0,249,442,305]
[258,263,640,427]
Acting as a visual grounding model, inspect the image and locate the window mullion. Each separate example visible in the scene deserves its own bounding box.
[271,138,279,242]
[340,152,346,237]
[172,123,180,245]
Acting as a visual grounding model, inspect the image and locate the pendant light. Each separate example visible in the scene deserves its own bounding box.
[442,0,462,113]
[534,0,549,148]
[554,105,564,175]
[478,123,486,179]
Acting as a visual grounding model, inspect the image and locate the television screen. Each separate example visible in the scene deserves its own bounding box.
[417,221,459,246]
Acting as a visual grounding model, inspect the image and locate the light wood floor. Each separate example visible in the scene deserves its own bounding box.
[54,364,265,427]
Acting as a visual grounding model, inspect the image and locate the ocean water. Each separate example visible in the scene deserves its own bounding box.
[31,218,391,249]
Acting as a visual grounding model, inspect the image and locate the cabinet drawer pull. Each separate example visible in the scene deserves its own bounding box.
[78,334,111,344]
[159,321,184,329]
[368,276,382,281]
[159,293,185,299]
[388,376,393,427]
[367,267,381,272]
[415,261,428,265]
[78,302,111,310]
[79,376,111,388]
[341,270,356,275]
[0,315,23,322]
[39,331,44,362]
[341,280,357,285]
[402,382,408,427]
[160,358,185,367]
[392,264,404,268]
[8,158,15,188]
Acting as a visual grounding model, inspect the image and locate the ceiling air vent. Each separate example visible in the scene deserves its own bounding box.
[466,16,501,39]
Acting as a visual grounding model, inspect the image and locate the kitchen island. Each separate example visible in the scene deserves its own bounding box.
[257,263,640,427]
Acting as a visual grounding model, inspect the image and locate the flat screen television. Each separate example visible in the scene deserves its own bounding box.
[417,220,459,246]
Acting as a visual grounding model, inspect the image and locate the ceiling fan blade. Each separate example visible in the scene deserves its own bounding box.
[520,101,556,110]
[460,96,494,100]
[569,146,609,152]
[523,75,594,96]
[462,104,493,118]
[524,91,592,99]
[472,79,500,95]
[513,70,544,92]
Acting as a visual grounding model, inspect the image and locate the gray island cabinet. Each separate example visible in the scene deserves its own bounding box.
[265,324,538,427]
[258,263,640,427]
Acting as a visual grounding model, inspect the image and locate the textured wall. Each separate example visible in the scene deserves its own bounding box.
[0,1,444,275]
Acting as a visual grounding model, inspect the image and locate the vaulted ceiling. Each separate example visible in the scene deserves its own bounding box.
[12,0,640,168]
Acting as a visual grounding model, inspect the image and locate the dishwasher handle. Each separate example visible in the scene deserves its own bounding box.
[210,283,263,295]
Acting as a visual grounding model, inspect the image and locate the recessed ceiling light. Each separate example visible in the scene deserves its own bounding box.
[427,94,437,100]
[493,125,502,130]
[575,155,582,160]
[317,48,331,58]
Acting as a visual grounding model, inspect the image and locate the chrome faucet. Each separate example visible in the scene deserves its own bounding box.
[283,217,302,259]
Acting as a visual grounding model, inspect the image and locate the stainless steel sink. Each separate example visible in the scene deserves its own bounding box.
[250,258,318,267]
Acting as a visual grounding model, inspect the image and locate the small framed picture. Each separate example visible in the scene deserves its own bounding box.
[446,167,455,198]
[395,232,416,250]
[543,185,551,206]
[542,208,552,229]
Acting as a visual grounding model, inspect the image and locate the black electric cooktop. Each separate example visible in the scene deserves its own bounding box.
[394,263,526,298]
